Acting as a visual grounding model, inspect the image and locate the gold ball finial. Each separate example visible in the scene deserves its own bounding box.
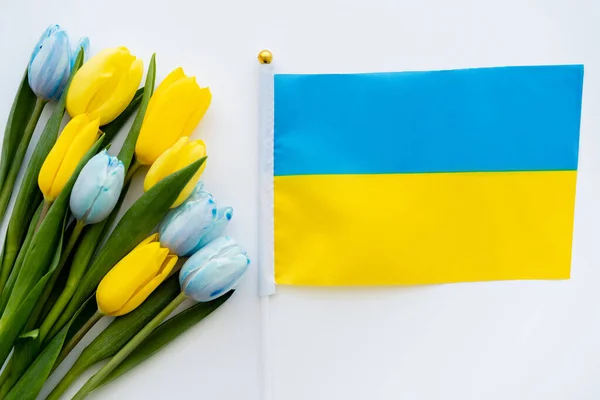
[258,50,273,64]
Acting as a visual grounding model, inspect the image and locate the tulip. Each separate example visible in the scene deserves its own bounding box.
[135,67,211,165]
[67,47,143,125]
[72,237,244,400]
[144,137,207,208]
[70,150,125,225]
[28,24,87,101]
[71,37,90,68]
[158,182,233,256]
[38,114,101,201]
[96,234,177,317]
[179,236,249,302]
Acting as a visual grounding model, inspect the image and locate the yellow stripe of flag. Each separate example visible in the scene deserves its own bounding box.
[275,171,577,285]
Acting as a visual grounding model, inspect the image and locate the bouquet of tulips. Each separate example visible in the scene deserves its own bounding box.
[0,25,249,400]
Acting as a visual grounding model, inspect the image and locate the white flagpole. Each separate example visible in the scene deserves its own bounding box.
[258,49,275,400]
[258,49,276,297]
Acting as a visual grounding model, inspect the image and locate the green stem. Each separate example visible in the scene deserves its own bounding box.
[0,98,46,219]
[52,311,103,373]
[46,362,86,400]
[124,158,141,184]
[0,201,42,297]
[39,221,92,344]
[72,293,187,400]
[33,199,51,233]
[0,357,12,393]
[0,203,42,314]
[26,220,86,332]
[0,368,12,399]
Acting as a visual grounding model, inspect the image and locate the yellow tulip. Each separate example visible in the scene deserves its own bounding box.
[144,137,207,208]
[66,47,143,125]
[135,67,211,166]
[96,234,177,317]
[38,114,101,201]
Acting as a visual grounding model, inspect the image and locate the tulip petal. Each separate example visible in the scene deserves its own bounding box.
[113,254,177,316]
[28,27,72,100]
[90,58,144,125]
[97,242,169,315]
[180,237,249,302]
[86,157,125,224]
[66,47,143,125]
[71,37,90,69]
[179,236,244,287]
[181,87,212,138]
[135,73,207,165]
[67,69,114,117]
[192,206,234,253]
[30,25,61,63]
[38,115,88,200]
[170,140,207,207]
[70,150,125,224]
[49,117,100,199]
[136,233,159,249]
[69,150,110,221]
[159,189,217,256]
[145,67,185,117]
[184,253,248,301]
[143,137,188,190]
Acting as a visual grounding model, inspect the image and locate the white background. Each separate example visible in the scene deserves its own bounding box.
[0,0,599,399]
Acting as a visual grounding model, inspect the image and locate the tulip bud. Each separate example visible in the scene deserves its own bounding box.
[179,236,249,302]
[38,114,101,201]
[97,234,177,317]
[135,67,211,166]
[158,182,233,256]
[67,47,143,125]
[71,37,90,69]
[144,137,207,208]
[70,150,125,225]
[28,24,87,101]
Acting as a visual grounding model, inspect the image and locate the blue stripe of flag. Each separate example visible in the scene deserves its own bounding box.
[274,65,583,176]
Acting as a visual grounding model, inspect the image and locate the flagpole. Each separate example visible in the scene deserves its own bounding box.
[258,49,276,297]
[258,49,274,400]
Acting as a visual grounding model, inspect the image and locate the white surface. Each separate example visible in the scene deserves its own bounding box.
[0,0,599,399]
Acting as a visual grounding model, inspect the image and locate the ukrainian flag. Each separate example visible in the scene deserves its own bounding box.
[273,65,583,286]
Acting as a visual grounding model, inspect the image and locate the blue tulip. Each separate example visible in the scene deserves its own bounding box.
[71,37,90,69]
[158,182,233,256]
[70,150,125,225]
[28,24,88,101]
[180,236,249,302]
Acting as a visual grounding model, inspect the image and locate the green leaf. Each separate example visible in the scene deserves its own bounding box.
[17,329,39,340]
[0,98,46,219]
[10,329,42,392]
[99,291,234,389]
[100,87,145,146]
[0,50,84,296]
[0,68,37,189]
[0,134,104,367]
[0,215,64,398]
[118,54,156,171]
[0,201,43,314]
[47,277,180,400]
[6,297,96,400]
[52,157,206,339]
